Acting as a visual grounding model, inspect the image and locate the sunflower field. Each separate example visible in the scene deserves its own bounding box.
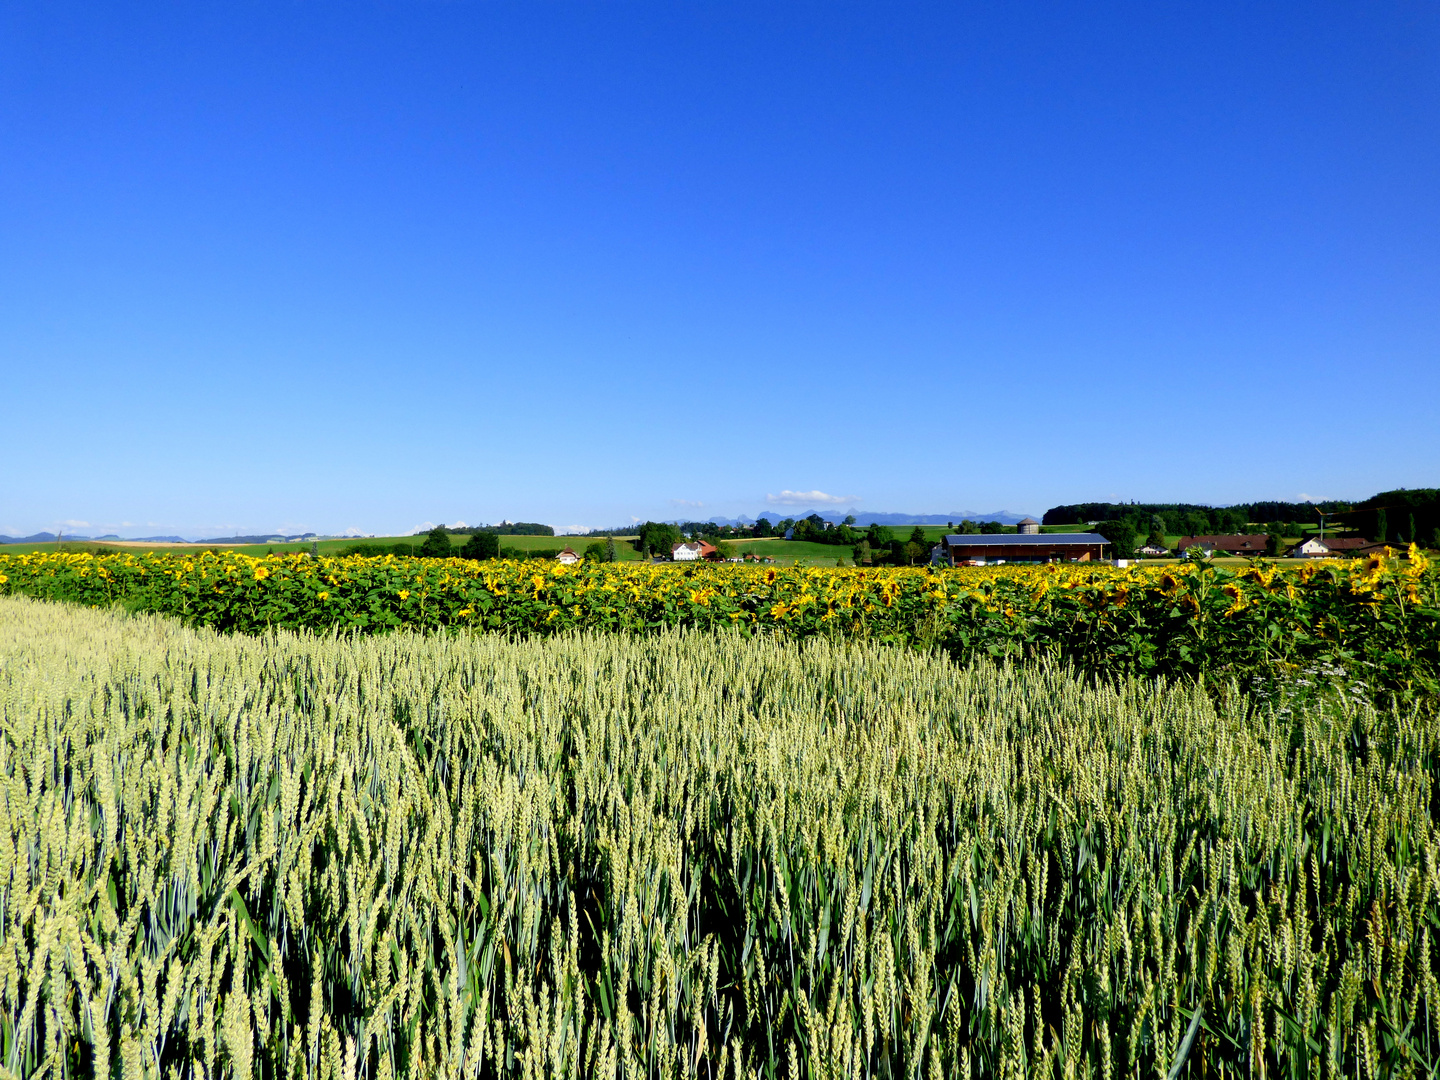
[1,548,1436,704]
[4,595,1440,1079]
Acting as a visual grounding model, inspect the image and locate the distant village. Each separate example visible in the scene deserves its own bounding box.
[546,488,1438,567]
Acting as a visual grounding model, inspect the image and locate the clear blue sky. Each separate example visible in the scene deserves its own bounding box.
[2,2,1437,537]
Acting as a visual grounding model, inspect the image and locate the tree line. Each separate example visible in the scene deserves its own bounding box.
[442,522,554,536]
[1346,489,1440,549]
[1064,490,1440,557]
[1042,501,1351,534]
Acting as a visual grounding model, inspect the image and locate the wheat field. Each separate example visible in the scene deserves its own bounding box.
[2,595,1438,1078]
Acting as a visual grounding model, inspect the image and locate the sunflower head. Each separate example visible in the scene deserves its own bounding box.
[1407,543,1429,574]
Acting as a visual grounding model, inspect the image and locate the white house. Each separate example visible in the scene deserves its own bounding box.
[1289,536,1382,558]
[672,540,717,561]
[556,547,582,565]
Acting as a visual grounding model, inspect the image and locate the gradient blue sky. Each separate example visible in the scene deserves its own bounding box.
[2,2,1437,537]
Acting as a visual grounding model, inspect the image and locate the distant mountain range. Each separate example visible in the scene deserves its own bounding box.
[0,532,195,543]
[0,531,141,544]
[0,531,319,545]
[194,533,319,545]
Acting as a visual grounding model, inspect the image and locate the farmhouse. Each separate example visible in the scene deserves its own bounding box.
[1289,536,1385,558]
[555,547,582,565]
[672,540,718,561]
[1176,534,1268,557]
[935,532,1109,566]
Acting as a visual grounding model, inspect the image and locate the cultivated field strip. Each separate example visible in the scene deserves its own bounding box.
[11,550,1440,711]
[3,548,1437,705]
[1,596,1438,1078]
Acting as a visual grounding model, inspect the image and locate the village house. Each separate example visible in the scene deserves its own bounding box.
[1175,534,1268,557]
[1288,536,1385,558]
[672,540,718,561]
[555,547,582,565]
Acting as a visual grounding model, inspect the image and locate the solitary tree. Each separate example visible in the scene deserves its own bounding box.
[460,532,499,561]
[1096,520,1137,559]
[420,527,452,559]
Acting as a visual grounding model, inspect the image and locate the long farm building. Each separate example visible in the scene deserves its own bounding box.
[935,532,1110,566]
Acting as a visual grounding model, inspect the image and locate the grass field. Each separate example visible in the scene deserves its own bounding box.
[0,532,647,560]
[726,537,855,564]
[0,532,930,567]
[3,594,1437,1078]
[729,527,971,563]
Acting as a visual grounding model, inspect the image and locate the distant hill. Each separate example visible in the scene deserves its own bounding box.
[700,510,1035,527]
